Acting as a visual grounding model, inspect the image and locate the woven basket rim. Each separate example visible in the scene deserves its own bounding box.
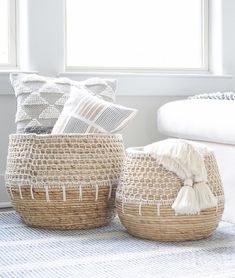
[126,146,214,156]
[126,147,147,154]
[9,133,122,139]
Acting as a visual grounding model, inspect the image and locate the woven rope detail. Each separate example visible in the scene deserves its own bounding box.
[5,134,125,201]
[116,152,224,208]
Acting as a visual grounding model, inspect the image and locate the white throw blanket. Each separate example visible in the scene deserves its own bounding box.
[144,139,217,215]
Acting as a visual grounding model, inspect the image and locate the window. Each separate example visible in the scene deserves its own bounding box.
[0,0,17,68]
[66,0,208,72]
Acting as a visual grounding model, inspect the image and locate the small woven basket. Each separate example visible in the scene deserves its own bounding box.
[5,134,125,229]
[116,147,224,241]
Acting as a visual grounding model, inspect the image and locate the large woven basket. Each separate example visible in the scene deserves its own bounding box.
[5,134,125,229]
[116,147,224,241]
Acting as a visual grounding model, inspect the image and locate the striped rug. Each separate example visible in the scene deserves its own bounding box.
[0,211,235,278]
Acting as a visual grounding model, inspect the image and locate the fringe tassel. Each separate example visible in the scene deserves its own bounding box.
[95,184,99,201]
[30,185,34,200]
[194,182,217,210]
[45,186,50,202]
[138,202,142,216]
[9,186,14,199]
[157,204,161,216]
[108,181,112,200]
[172,182,217,215]
[62,186,66,201]
[172,185,200,215]
[79,185,83,201]
[18,185,23,199]
[122,200,125,213]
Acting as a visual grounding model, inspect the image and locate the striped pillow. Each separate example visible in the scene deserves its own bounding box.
[52,86,137,134]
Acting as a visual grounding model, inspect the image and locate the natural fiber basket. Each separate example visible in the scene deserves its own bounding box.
[116,147,224,241]
[5,134,125,229]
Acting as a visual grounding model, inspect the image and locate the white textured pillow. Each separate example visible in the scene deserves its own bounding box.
[52,86,137,134]
[10,73,116,134]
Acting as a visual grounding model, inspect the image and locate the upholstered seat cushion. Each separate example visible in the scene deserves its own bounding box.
[158,99,235,145]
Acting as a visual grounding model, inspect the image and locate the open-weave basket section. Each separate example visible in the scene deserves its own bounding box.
[116,148,224,241]
[6,134,125,229]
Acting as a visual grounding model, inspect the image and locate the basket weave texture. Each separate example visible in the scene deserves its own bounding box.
[116,149,224,241]
[5,134,125,229]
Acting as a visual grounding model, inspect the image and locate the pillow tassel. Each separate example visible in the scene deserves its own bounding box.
[172,179,200,215]
[194,182,217,210]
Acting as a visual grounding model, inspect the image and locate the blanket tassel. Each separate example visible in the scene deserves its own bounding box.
[194,182,217,210]
[172,179,200,215]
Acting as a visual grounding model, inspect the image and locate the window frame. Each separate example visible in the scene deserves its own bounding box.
[0,0,17,69]
[65,0,209,73]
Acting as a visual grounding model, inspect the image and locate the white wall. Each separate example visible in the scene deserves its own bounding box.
[0,0,235,206]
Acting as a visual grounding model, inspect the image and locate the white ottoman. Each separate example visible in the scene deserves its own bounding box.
[158,99,235,223]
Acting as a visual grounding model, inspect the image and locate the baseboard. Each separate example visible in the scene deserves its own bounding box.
[0,173,11,207]
[0,202,12,208]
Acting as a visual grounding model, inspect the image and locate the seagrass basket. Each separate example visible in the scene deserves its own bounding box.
[116,147,224,241]
[5,134,125,229]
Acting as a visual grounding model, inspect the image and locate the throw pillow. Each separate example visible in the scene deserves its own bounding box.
[189,92,235,100]
[52,86,137,134]
[10,73,117,134]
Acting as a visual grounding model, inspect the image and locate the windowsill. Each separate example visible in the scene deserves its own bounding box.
[60,71,233,79]
[0,69,231,79]
[0,70,37,75]
[0,70,233,96]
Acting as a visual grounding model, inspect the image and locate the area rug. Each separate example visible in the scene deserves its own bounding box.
[0,212,235,278]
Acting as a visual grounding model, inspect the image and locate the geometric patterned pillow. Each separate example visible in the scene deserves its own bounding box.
[52,86,138,134]
[10,73,117,134]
